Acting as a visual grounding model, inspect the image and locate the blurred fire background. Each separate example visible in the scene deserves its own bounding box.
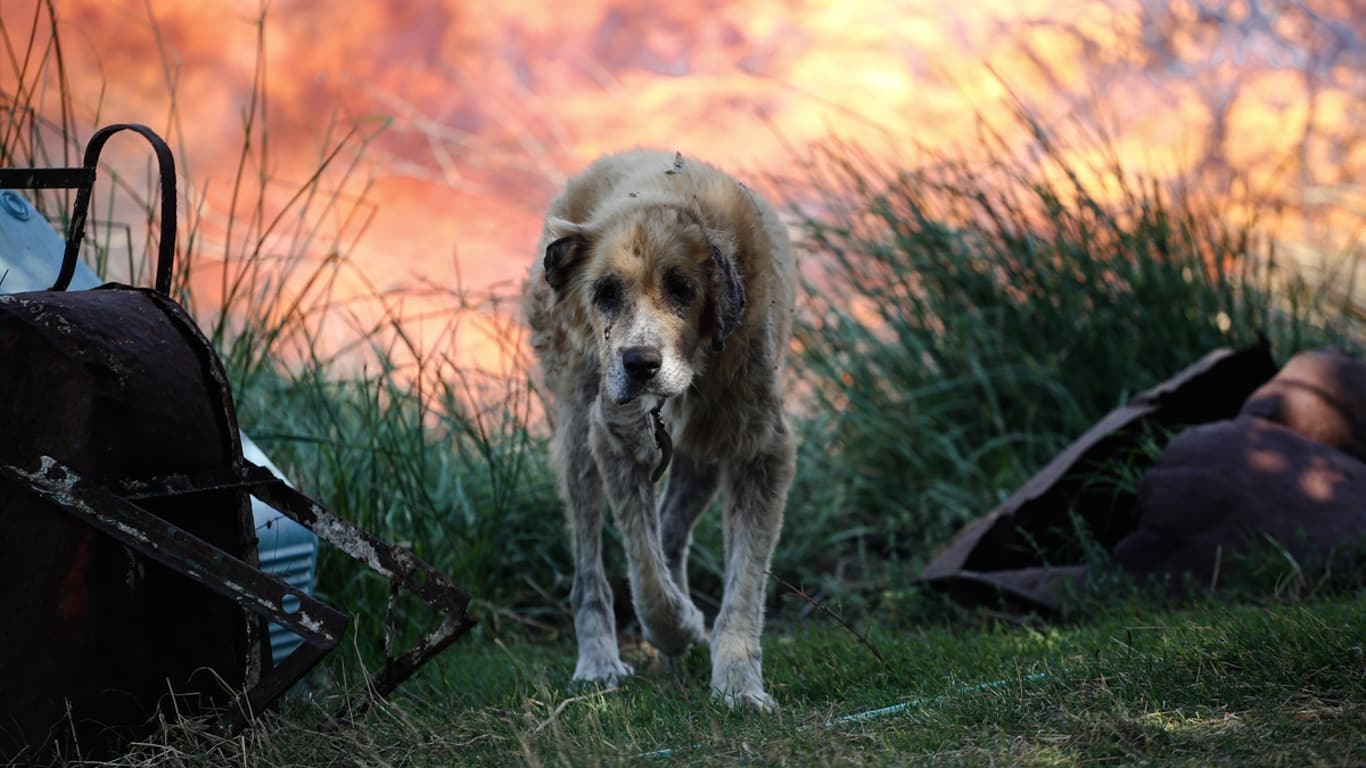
[3,0,1362,368]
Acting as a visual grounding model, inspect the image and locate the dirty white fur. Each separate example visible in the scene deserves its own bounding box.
[602,303,694,405]
[523,149,797,711]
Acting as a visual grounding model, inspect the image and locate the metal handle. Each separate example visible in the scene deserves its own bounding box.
[53,123,177,295]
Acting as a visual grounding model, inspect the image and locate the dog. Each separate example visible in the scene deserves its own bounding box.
[522,149,797,710]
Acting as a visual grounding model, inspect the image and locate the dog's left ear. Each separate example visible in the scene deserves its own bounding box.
[703,243,746,352]
[543,218,589,293]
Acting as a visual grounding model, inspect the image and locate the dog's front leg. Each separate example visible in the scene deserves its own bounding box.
[555,401,633,687]
[591,396,707,657]
[712,428,796,712]
[660,452,721,598]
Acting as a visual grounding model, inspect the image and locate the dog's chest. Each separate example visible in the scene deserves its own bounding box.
[661,390,747,461]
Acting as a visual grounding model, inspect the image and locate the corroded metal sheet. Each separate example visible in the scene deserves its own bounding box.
[0,287,260,758]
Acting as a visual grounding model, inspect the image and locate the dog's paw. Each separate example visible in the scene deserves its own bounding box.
[572,656,634,688]
[642,598,708,657]
[711,642,775,713]
[713,686,778,714]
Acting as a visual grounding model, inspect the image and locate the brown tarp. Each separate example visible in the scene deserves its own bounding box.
[1240,347,1366,463]
[1114,416,1366,588]
[919,340,1366,611]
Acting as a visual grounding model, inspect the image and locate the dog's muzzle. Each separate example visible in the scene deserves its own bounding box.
[609,346,663,405]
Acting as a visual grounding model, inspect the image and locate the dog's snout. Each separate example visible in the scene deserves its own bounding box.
[621,346,662,383]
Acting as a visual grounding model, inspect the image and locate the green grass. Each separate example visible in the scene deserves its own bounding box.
[89,595,1366,766]
[5,5,1366,766]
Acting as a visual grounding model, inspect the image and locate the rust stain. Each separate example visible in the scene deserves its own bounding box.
[56,529,93,619]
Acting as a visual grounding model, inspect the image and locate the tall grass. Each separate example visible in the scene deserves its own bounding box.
[771,113,1360,603]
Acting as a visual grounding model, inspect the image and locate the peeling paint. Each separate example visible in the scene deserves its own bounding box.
[310,511,389,575]
[298,612,324,634]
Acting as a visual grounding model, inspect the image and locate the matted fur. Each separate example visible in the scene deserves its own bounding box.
[523,149,797,710]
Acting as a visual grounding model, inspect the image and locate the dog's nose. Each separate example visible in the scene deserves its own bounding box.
[621,346,662,383]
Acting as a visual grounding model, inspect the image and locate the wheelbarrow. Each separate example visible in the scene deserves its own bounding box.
[0,124,475,760]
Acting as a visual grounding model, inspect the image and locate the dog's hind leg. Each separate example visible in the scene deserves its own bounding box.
[556,391,632,687]
[660,452,720,599]
[591,397,708,658]
[711,425,796,712]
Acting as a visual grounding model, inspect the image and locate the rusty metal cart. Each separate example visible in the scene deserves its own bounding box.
[0,124,476,760]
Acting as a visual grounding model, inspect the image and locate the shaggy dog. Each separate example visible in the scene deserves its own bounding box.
[522,149,796,710]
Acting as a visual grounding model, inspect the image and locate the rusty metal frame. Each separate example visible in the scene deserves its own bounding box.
[117,462,478,707]
[238,463,477,707]
[0,457,346,734]
[2,454,479,731]
[0,123,176,294]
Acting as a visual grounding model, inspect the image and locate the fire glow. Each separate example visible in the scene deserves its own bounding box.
[3,0,1361,374]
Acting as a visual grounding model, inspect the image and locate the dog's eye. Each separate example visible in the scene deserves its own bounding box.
[592,275,622,314]
[663,271,695,309]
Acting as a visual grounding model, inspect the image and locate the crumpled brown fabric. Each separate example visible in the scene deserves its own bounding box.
[1239,347,1366,463]
[1113,416,1366,590]
[919,341,1366,611]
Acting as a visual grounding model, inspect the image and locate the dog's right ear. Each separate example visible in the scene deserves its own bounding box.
[543,218,589,293]
[703,243,747,352]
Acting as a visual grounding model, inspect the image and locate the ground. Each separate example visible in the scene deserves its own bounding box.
[100,594,1365,767]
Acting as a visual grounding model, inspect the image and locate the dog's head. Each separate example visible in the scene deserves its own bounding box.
[543,203,746,405]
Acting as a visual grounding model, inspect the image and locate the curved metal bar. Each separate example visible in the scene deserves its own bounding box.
[54,123,177,295]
